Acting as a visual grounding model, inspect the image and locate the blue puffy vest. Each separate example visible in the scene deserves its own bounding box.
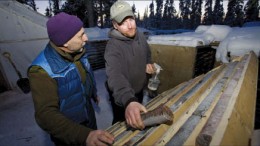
[31,44,96,125]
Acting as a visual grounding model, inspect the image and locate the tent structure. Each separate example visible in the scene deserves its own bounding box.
[0,0,48,93]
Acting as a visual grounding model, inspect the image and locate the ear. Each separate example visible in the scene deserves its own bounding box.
[112,20,118,30]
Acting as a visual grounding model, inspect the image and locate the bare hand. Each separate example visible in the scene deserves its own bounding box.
[146,64,155,74]
[86,130,114,146]
[125,102,147,130]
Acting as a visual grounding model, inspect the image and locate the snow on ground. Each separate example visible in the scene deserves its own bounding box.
[147,24,260,63]
[148,25,232,47]
[85,27,153,41]
[85,27,110,41]
[216,26,260,63]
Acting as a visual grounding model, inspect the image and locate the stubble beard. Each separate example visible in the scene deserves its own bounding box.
[124,28,137,38]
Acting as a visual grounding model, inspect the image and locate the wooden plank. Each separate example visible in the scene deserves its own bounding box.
[183,62,238,145]
[105,52,258,146]
[107,122,128,137]
[165,74,204,109]
[168,64,230,146]
[195,59,243,146]
[136,75,205,146]
[137,74,205,145]
[196,52,257,146]
[113,75,204,146]
[123,127,156,146]
[152,66,225,145]
[145,81,189,110]
[113,130,140,146]
[170,65,225,123]
[137,124,170,146]
[218,52,258,146]
[109,77,203,145]
[150,44,197,93]
[106,122,121,133]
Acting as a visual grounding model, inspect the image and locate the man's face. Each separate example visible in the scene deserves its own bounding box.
[113,16,137,38]
[63,28,88,53]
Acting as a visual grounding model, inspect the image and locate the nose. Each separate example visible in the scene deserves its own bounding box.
[126,20,132,29]
[83,34,88,42]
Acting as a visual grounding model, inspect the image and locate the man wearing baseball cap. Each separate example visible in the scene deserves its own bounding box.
[28,12,114,146]
[105,1,156,130]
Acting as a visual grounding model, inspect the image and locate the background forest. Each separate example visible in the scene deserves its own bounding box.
[17,0,259,30]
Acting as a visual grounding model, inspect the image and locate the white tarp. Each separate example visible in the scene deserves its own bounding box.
[0,1,119,91]
[0,1,48,90]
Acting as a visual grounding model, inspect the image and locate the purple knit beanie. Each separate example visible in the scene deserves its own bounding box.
[46,12,83,46]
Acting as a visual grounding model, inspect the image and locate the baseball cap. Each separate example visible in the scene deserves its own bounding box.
[110,1,134,23]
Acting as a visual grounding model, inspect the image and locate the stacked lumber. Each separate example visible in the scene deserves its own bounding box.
[85,40,107,70]
[193,46,216,78]
[106,51,258,146]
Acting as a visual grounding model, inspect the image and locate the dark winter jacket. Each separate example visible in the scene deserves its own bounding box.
[104,28,152,107]
[28,42,97,145]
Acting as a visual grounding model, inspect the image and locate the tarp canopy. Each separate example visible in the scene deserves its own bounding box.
[0,0,48,91]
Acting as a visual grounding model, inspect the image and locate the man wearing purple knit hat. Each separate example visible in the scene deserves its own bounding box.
[28,12,114,146]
